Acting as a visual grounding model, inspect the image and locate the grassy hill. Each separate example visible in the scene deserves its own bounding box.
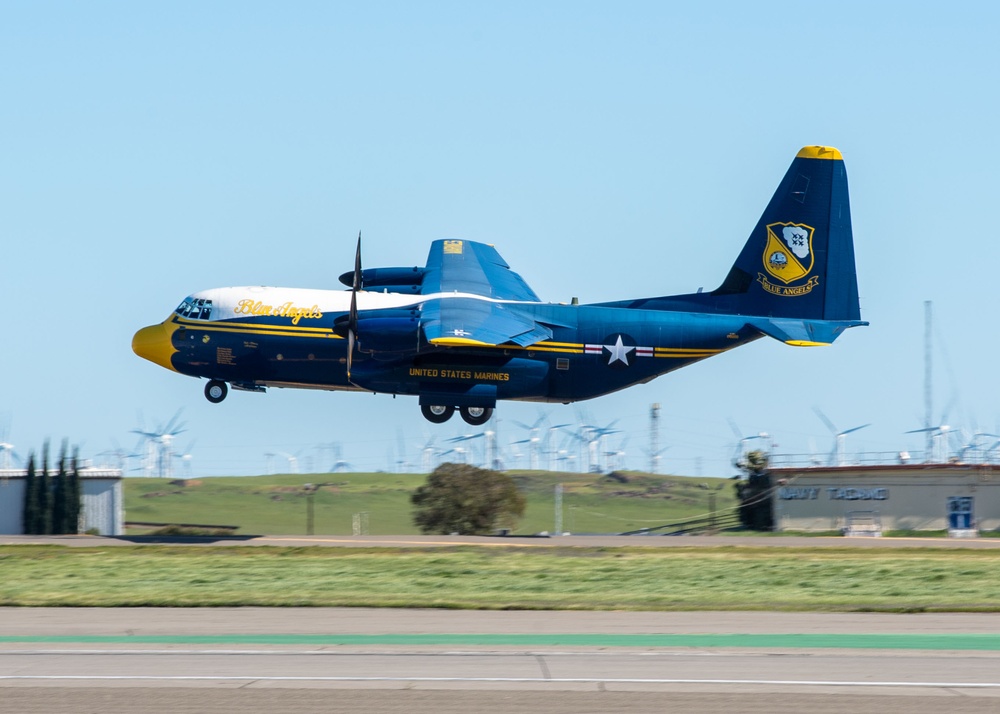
[124,470,738,536]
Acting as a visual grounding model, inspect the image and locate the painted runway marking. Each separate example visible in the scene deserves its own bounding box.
[2,675,1000,688]
[4,633,1000,650]
[249,536,549,548]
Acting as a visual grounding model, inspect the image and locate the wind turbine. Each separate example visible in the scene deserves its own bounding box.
[982,439,1000,465]
[952,428,998,463]
[813,407,870,467]
[604,437,630,472]
[0,441,22,470]
[438,445,468,465]
[446,428,497,469]
[173,441,196,478]
[542,423,571,471]
[395,428,413,473]
[727,419,769,469]
[513,414,548,470]
[0,416,21,470]
[132,409,187,478]
[331,443,352,472]
[482,417,503,470]
[574,419,619,473]
[276,449,309,474]
[419,437,439,473]
[315,442,353,473]
[96,438,134,471]
[906,423,952,463]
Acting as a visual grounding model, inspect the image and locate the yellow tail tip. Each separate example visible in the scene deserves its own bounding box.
[796,145,843,160]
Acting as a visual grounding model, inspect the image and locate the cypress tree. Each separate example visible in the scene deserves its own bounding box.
[36,441,51,535]
[67,446,82,534]
[22,451,37,535]
[52,441,68,535]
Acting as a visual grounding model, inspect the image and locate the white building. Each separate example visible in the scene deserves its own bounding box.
[770,463,999,533]
[0,468,124,536]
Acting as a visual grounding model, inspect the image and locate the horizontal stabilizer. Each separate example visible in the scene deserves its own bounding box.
[748,317,868,346]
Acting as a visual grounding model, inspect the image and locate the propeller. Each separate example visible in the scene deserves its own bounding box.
[347,232,361,381]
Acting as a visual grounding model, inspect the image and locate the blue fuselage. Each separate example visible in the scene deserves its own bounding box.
[158,301,761,404]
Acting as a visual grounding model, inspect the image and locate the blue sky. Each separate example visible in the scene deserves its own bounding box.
[3,2,999,477]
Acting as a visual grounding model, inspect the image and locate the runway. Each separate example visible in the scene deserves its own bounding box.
[6,533,1000,548]
[3,609,1000,713]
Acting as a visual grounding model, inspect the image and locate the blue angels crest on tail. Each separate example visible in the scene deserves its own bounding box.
[134,145,867,424]
[763,222,815,287]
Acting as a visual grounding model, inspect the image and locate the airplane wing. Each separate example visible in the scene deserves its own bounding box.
[420,297,552,347]
[416,240,553,348]
[420,240,541,301]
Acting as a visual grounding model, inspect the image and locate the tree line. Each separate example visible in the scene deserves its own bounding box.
[410,460,776,536]
[734,449,773,531]
[411,463,526,535]
[21,441,82,535]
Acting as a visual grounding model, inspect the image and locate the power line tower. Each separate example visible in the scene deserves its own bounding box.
[925,300,933,462]
[649,403,661,474]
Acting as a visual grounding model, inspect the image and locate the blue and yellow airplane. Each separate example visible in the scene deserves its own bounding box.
[134,146,865,425]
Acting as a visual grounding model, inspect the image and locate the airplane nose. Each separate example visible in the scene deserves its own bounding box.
[132,322,177,372]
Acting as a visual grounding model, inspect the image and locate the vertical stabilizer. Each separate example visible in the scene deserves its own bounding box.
[712,145,861,321]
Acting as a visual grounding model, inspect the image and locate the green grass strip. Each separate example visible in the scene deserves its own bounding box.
[2,633,1000,650]
[4,545,1000,611]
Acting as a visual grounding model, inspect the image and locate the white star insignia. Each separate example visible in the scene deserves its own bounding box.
[604,335,635,366]
[451,329,471,337]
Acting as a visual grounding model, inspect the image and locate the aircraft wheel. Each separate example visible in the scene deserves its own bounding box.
[460,406,493,426]
[421,404,454,424]
[205,380,228,404]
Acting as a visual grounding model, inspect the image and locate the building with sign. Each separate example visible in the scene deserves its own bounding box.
[769,463,999,534]
[0,469,124,536]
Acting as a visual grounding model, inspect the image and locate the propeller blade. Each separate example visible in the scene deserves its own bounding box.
[346,231,361,382]
[346,324,355,381]
[352,231,362,292]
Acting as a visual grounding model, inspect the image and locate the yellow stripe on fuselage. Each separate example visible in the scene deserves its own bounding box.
[527,346,584,354]
[171,317,723,357]
[172,316,344,340]
[654,347,723,358]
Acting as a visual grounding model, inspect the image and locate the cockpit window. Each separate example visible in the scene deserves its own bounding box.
[175,297,213,320]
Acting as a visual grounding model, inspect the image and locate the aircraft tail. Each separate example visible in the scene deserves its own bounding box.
[713,145,861,323]
[624,145,866,344]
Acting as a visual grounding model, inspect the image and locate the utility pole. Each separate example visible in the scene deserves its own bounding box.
[304,483,317,535]
[649,403,661,474]
[554,483,563,535]
[925,301,933,462]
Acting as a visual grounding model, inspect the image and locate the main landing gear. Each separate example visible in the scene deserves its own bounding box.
[421,404,493,426]
[205,379,228,404]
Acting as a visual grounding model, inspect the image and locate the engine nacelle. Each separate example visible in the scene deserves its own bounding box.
[355,315,420,354]
[338,266,427,289]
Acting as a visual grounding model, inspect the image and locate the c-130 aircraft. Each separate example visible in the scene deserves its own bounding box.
[134,146,866,425]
